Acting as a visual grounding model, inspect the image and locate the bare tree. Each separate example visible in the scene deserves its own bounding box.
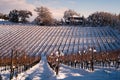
[0,13,9,20]
[87,12,119,27]
[34,6,53,25]
[19,10,32,23]
[0,13,4,19]
[118,14,120,21]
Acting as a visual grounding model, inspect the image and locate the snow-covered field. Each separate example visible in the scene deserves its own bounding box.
[0,25,120,80]
[0,25,120,57]
[1,55,120,80]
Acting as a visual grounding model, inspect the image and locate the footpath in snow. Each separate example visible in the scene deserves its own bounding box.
[11,55,120,80]
[17,55,56,80]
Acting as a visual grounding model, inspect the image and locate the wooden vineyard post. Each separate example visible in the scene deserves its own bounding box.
[55,50,60,75]
[89,47,97,71]
[0,55,2,80]
[117,51,120,69]
[24,53,27,71]
[91,48,94,71]
[10,49,13,80]
[15,50,19,78]
[79,51,83,69]
[0,56,1,72]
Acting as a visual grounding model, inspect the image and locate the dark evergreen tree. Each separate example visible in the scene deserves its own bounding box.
[9,9,32,23]
[9,9,19,22]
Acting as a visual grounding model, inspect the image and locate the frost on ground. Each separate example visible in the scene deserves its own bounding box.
[1,55,120,80]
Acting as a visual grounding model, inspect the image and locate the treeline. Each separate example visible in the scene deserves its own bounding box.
[87,12,120,27]
[0,6,120,27]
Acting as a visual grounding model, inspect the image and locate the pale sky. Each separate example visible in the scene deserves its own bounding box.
[0,0,120,20]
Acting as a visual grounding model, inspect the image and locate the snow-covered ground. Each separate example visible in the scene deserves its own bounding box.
[1,55,119,80]
[0,24,120,80]
[0,25,120,57]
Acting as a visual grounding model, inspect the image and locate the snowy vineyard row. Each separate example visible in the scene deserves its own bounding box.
[0,25,120,79]
[47,48,120,76]
[0,48,41,79]
[0,25,120,58]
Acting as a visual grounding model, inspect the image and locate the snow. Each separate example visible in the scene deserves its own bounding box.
[0,70,10,80]
[1,25,120,57]
[0,25,120,80]
[16,55,56,80]
[1,55,119,80]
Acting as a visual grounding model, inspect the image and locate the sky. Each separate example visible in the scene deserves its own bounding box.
[0,0,120,21]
